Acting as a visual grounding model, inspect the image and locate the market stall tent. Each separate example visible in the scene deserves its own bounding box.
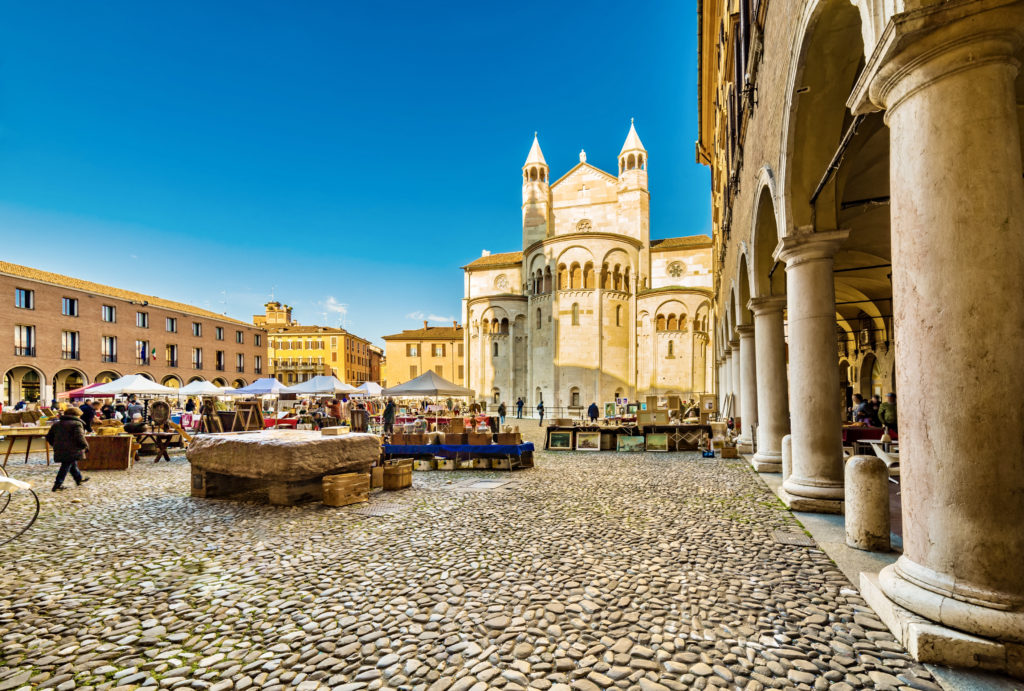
[177,380,230,396]
[353,381,383,396]
[57,383,115,399]
[287,375,358,395]
[225,378,293,396]
[381,370,474,398]
[89,374,178,396]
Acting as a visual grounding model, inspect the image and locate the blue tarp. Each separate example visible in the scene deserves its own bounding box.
[383,442,535,458]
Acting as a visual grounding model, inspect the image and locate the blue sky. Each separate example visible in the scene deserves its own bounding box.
[0,1,709,344]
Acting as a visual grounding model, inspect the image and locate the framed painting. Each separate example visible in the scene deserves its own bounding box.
[645,432,669,452]
[604,402,617,418]
[576,431,601,451]
[549,430,573,450]
[617,435,646,452]
[626,403,639,415]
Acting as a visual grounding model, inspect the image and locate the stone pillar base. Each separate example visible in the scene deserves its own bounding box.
[750,451,782,473]
[737,437,755,454]
[779,488,844,514]
[860,573,1024,679]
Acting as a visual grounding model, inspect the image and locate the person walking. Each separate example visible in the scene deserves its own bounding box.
[46,407,90,492]
[587,401,599,423]
[516,397,524,419]
[878,392,898,432]
[536,400,545,426]
[498,401,507,426]
[79,399,96,433]
[185,397,197,413]
[382,397,397,436]
[126,396,144,421]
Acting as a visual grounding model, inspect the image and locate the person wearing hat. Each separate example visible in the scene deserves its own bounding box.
[45,407,90,492]
[123,413,148,434]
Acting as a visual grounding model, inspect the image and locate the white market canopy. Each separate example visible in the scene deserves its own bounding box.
[287,375,358,395]
[177,381,229,396]
[226,377,292,396]
[90,374,178,396]
[381,370,474,398]
[353,381,383,396]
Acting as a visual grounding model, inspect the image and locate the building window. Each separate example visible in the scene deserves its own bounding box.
[166,317,177,332]
[15,288,34,310]
[215,350,225,371]
[435,365,443,376]
[192,322,202,337]
[166,344,178,367]
[536,308,542,329]
[254,334,262,347]
[615,305,622,327]
[236,353,245,372]
[667,340,674,358]
[433,344,445,357]
[458,365,464,380]
[14,325,35,356]
[458,342,464,356]
[62,297,79,317]
[136,340,151,364]
[570,388,580,407]
[102,305,116,322]
[493,342,499,356]
[407,344,419,357]
[192,347,203,369]
[102,336,117,363]
[61,331,80,360]
[410,365,417,379]
[254,355,262,374]
[571,303,580,326]
[236,330,244,344]
[215,327,224,340]
[136,311,149,328]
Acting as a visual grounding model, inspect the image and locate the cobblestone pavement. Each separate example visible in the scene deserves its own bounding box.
[0,440,940,691]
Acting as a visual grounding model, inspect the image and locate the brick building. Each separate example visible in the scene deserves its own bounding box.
[1,261,266,405]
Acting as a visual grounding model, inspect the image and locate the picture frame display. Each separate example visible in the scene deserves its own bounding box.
[617,434,646,452]
[626,403,639,415]
[549,430,573,450]
[645,432,669,452]
[604,402,617,418]
[576,431,601,451]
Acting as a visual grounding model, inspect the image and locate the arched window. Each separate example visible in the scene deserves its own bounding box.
[615,305,622,326]
[628,154,636,170]
[570,387,580,407]
[571,303,580,326]
[500,317,509,334]
[667,314,678,331]
[638,154,644,169]
[623,268,631,294]
[544,267,553,292]
[530,167,538,181]
[583,262,594,289]
[493,389,501,404]
[601,264,611,289]
[540,169,546,182]
[557,264,568,290]
[570,263,582,290]
[536,308,542,329]
[667,340,674,357]
[493,342,499,356]
[613,265,622,291]
[656,315,666,331]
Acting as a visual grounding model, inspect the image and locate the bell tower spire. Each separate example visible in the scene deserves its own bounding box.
[522,132,552,248]
[618,118,648,189]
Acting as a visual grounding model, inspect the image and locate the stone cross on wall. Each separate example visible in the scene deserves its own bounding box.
[577,183,589,199]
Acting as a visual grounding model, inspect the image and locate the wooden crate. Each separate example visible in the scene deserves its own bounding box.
[436,458,455,470]
[383,463,412,490]
[494,432,521,445]
[79,435,133,470]
[720,447,739,459]
[448,418,465,433]
[444,433,467,445]
[390,432,406,445]
[472,458,491,469]
[456,458,474,470]
[491,457,511,470]
[371,466,384,488]
[466,432,492,446]
[323,472,370,506]
[413,459,436,471]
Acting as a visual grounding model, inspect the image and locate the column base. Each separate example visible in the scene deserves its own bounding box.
[750,450,782,473]
[779,487,844,514]
[861,572,1024,679]
[737,438,755,454]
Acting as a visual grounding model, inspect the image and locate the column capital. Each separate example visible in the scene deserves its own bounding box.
[748,295,787,316]
[774,229,849,268]
[849,0,1024,115]
[736,324,755,338]
[728,338,741,349]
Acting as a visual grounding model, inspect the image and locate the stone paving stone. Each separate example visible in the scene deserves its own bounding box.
[0,441,936,689]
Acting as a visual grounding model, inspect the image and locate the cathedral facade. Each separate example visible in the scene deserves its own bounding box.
[462,123,714,410]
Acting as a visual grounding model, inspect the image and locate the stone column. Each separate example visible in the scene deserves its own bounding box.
[852,2,1024,650]
[729,338,741,422]
[775,229,848,513]
[736,326,757,453]
[721,346,733,414]
[748,296,789,472]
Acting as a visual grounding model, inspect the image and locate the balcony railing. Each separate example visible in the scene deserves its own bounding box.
[102,354,117,363]
[61,351,80,360]
[14,346,35,357]
[136,357,150,366]
[167,359,178,368]
[236,366,244,373]
[215,363,225,371]
[254,367,262,374]
[192,361,203,370]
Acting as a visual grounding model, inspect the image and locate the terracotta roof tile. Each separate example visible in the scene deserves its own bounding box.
[382,326,464,340]
[462,251,523,269]
[0,260,256,327]
[650,235,713,250]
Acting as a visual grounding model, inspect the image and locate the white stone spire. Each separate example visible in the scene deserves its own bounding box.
[619,118,646,155]
[525,132,547,165]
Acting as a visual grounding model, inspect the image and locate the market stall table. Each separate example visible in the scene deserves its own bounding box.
[131,432,175,462]
[382,442,535,468]
[1,427,51,467]
[264,418,299,429]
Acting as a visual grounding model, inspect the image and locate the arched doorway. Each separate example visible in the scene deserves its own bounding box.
[135,372,155,381]
[231,379,246,389]
[95,370,121,384]
[212,378,228,388]
[53,369,87,397]
[859,353,880,398]
[187,376,205,384]
[3,367,43,405]
[161,375,182,389]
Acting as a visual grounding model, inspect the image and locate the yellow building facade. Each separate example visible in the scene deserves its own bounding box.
[381,322,464,388]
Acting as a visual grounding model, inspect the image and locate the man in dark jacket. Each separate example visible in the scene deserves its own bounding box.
[382,398,397,436]
[516,398,524,419]
[587,402,599,423]
[45,407,90,492]
[79,400,96,432]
